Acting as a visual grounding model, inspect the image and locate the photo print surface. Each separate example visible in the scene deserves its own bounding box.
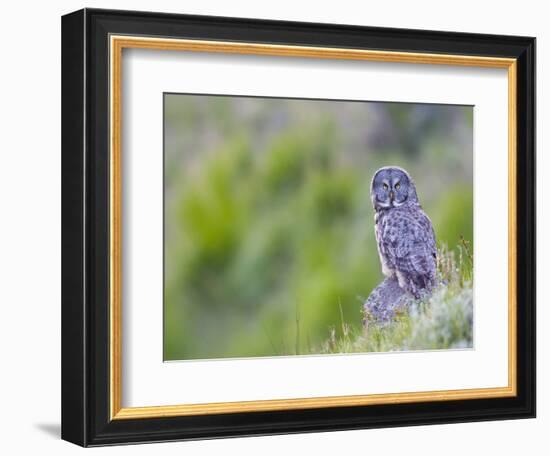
[163,94,473,361]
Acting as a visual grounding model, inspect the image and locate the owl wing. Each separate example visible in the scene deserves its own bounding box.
[381,209,437,298]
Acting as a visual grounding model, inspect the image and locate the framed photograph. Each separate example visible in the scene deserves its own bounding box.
[61,8,535,447]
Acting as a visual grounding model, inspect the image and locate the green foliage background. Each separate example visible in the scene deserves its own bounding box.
[164,95,473,360]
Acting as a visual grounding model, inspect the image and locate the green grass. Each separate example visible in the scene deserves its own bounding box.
[317,243,473,354]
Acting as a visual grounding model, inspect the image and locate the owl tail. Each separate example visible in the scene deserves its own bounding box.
[363,277,412,327]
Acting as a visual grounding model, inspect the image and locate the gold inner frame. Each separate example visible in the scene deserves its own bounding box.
[109,35,518,420]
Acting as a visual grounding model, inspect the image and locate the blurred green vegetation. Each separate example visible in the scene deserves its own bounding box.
[164,95,473,360]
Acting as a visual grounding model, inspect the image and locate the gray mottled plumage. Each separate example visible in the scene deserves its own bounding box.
[364,167,437,323]
[363,277,410,325]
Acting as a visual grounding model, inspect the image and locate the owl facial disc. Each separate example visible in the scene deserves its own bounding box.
[370,166,418,211]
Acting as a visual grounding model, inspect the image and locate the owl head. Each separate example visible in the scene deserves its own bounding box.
[371,166,419,210]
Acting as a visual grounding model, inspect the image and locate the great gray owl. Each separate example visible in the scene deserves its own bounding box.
[370,166,437,300]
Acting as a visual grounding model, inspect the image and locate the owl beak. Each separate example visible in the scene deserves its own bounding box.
[389,190,395,202]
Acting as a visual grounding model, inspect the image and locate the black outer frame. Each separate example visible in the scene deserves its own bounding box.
[61,8,536,447]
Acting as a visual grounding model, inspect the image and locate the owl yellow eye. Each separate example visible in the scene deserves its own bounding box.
[395,182,401,190]
[382,183,388,190]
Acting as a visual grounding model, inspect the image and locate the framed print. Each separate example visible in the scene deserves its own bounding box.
[61,8,536,447]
